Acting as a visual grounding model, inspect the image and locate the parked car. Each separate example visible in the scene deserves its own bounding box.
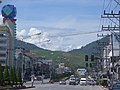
[49,80,54,84]
[80,78,87,85]
[87,78,96,85]
[75,77,80,85]
[109,81,120,90]
[69,78,76,85]
[36,76,42,81]
[59,80,66,85]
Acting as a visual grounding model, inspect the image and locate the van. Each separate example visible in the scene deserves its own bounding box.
[80,78,87,85]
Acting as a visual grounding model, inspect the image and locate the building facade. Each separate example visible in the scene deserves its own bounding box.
[0,4,17,67]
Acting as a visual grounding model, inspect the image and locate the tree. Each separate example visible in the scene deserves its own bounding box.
[4,65,10,85]
[0,64,3,85]
[17,68,22,86]
[9,67,14,86]
[13,67,17,86]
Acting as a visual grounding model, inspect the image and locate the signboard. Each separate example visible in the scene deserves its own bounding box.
[1,4,17,18]
[77,68,87,76]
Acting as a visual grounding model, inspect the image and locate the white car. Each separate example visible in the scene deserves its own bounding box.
[59,80,66,85]
[80,78,87,85]
[69,78,76,85]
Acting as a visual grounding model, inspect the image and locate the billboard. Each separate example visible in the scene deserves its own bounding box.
[1,4,17,18]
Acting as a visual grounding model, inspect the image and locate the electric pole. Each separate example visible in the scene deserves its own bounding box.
[101,10,120,85]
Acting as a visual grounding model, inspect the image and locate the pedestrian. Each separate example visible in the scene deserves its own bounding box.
[31,75,35,87]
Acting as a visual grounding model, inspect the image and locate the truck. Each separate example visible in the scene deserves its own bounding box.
[77,68,87,76]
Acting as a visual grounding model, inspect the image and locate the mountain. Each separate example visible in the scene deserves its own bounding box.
[15,36,110,68]
[69,35,110,57]
[15,39,43,50]
[15,39,84,67]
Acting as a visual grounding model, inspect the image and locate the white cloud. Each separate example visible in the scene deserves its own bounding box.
[16,27,85,51]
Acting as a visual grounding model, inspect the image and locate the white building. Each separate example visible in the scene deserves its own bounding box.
[0,23,16,67]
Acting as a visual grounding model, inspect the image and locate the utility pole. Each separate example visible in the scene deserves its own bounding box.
[101,10,120,85]
[95,34,110,72]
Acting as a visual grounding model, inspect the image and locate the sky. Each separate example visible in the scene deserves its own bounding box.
[0,0,109,51]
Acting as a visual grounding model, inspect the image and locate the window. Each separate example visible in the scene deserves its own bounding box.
[91,55,94,61]
[85,55,88,61]
[0,41,6,44]
[0,60,5,63]
[90,63,92,67]
[0,54,6,57]
[86,63,88,67]
[0,34,6,37]
[0,47,6,50]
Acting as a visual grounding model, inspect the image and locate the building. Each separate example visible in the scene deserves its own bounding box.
[0,25,10,66]
[0,24,16,67]
[0,4,17,67]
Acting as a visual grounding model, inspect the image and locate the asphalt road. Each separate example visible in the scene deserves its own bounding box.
[20,81,104,90]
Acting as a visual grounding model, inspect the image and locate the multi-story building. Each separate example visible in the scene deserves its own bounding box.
[0,25,9,66]
[0,4,17,67]
[0,23,16,67]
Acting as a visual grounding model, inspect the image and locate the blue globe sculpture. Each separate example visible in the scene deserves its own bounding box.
[1,4,17,18]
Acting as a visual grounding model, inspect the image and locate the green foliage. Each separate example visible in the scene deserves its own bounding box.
[0,64,3,85]
[98,79,108,86]
[4,65,9,85]
[27,50,85,68]
[51,72,71,81]
[13,67,17,85]
[9,67,14,85]
[17,68,22,86]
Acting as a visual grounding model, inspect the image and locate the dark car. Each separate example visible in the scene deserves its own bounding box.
[110,81,120,90]
[49,80,54,84]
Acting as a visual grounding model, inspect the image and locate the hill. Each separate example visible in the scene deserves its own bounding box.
[15,39,43,50]
[69,35,110,57]
[15,39,85,67]
[15,36,111,69]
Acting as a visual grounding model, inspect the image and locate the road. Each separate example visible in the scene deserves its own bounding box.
[20,81,104,90]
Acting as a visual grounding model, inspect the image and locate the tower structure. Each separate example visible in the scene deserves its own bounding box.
[0,4,17,67]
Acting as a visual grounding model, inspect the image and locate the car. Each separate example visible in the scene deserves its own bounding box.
[75,77,80,85]
[59,80,66,85]
[87,78,96,85]
[49,80,54,84]
[70,75,75,78]
[36,76,42,81]
[80,78,87,85]
[69,78,76,85]
[109,81,120,90]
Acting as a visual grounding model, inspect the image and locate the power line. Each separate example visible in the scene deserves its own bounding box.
[49,31,106,37]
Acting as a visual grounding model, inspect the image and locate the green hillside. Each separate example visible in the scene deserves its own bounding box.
[27,50,86,68]
[17,35,110,70]
[69,35,110,57]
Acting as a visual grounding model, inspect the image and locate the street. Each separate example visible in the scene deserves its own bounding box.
[20,81,104,90]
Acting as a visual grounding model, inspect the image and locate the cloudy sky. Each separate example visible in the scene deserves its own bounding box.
[0,0,112,51]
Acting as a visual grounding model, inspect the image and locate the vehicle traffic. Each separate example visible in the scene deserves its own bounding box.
[109,81,120,90]
[80,78,87,85]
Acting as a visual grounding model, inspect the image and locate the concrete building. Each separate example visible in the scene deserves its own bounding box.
[0,25,10,66]
[0,20,16,67]
[0,4,17,67]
